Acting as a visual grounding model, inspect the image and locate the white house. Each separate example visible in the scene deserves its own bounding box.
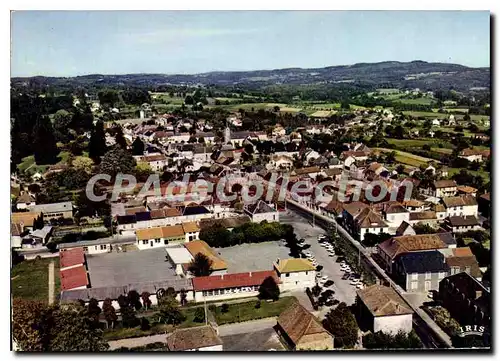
[458,149,485,163]
[244,200,279,223]
[443,195,478,218]
[381,202,410,229]
[273,258,316,291]
[16,191,36,210]
[447,215,481,233]
[135,224,186,250]
[356,285,413,335]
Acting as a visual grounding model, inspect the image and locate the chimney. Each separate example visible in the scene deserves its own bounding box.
[249,271,252,277]
[220,274,224,280]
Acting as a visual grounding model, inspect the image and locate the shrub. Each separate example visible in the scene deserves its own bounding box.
[255,300,261,309]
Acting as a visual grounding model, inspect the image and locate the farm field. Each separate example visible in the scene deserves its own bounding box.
[386,138,453,149]
[403,110,489,122]
[373,147,435,167]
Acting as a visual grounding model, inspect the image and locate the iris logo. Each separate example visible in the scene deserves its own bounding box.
[457,325,486,337]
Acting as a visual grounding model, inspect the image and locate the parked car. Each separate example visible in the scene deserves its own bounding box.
[324,280,334,287]
[341,274,350,280]
[349,279,361,286]
[316,272,322,278]
[356,283,365,290]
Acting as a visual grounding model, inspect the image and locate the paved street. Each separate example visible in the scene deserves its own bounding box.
[280,210,357,309]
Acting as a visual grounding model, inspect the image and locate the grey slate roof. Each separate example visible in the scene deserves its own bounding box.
[60,278,193,303]
[397,250,450,274]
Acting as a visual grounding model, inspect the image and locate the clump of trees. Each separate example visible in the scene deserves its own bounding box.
[188,253,213,277]
[362,330,423,349]
[322,302,359,348]
[199,221,292,248]
[12,298,109,351]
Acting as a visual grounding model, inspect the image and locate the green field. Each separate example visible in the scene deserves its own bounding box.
[12,258,61,302]
[386,138,453,149]
[374,147,433,167]
[17,150,72,175]
[212,296,297,325]
[396,97,434,105]
[403,110,489,122]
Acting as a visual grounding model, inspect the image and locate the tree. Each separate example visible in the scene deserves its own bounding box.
[12,299,109,351]
[117,295,139,328]
[127,290,143,311]
[157,296,185,325]
[114,126,127,149]
[102,298,118,329]
[363,330,422,349]
[179,289,188,306]
[184,95,194,105]
[48,303,109,351]
[12,298,46,351]
[32,115,59,164]
[141,292,152,310]
[413,223,438,235]
[131,137,145,155]
[100,145,137,178]
[88,120,107,163]
[188,253,213,277]
[86,298,102,328]
[323,302,359,348]
[193,307,205,323]
[258,276,280,301]
[72,156,94,174]
[135,162,152,182]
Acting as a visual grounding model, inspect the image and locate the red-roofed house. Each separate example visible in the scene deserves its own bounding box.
[60,248,86,271]
[60,265,89,291]
[192,270,279,302]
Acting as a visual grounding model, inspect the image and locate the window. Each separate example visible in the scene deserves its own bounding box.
[286,273,290,277]
[411,281,418,290]
[202,291,207,297]
[465,266,471,273]
[438,272,446,279]
[100,245,107,250]
[83,247,88,252]
[164,239,168,245]
[142,240,148,245]
[425,272,432,280]
[155,239,160,244]
[411,273,418,281]
[305,271,308,275]
[94,246,98,250]
[207,290,213,296]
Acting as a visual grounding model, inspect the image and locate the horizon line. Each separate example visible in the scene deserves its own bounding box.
[10,58,490,79]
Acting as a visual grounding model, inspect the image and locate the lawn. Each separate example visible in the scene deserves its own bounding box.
[212,296,297,325]
[11,257,60,302]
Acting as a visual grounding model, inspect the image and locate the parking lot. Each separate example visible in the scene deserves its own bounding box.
[86,248,177,287]
[215,241,292,273]
[280,210,358,309]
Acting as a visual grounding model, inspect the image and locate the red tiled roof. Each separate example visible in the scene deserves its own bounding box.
[60,248,85,269]
[192,270,279,291]
[60,265,88,290]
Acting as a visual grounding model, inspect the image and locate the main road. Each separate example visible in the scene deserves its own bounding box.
[283,198,452,349]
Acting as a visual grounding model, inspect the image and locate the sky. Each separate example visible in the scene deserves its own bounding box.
[11,11,490,77]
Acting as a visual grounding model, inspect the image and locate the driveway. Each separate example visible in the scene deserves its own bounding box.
[280,210,357,309]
